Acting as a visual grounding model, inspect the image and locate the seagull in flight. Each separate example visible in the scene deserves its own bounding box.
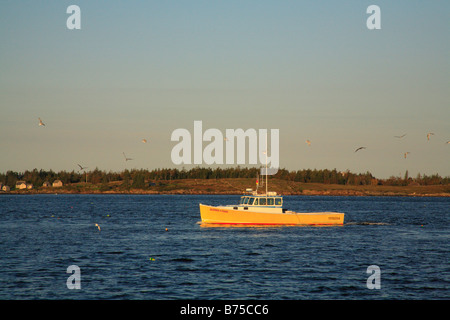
[123,152,133,161]
[305,140,311,146]
[427,133,434,141]
[394,134,406,138]
[404,152,410,159]
[354,147,366,153]
[38,117,45,126]
[77,164,88,170]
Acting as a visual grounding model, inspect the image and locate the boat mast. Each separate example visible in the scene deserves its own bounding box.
[256,171,259,194]
[265,132,268,195]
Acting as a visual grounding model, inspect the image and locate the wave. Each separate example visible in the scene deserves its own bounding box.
[345,221,390,226]
[171,258,195,263]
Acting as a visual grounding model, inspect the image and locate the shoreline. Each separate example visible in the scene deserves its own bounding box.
[3,191,449,197]
[2,178,449,197]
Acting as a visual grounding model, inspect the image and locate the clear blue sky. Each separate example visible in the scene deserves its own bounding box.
[1,1,449,179]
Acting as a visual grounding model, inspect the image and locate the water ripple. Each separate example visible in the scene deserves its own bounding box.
[0,194,448,299]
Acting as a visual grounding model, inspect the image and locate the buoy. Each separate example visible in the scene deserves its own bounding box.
[149,257,155,261]
[165,228,168,231]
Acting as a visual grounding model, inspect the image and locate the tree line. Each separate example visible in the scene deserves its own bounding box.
[0,167,448,189]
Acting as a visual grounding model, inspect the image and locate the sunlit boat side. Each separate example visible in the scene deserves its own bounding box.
[199,191,344,226]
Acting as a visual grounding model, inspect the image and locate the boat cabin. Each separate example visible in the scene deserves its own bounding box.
[239,195,283,207]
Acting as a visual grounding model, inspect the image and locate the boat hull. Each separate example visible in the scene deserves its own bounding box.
[199,204,344,226]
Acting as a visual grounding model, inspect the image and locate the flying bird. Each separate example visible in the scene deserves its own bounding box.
[123,152,133,161]
[77,164,88,170]
[427,133,434,140]
[354,147,366,153]
[404,152,410,159]
[394,134,406,138]
[305,140,311,146]
[38,117,45,126]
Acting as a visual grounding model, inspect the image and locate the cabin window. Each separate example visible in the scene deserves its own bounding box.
[243,197,250,204]
[259,198,266,205]
[248,198,255,205]
[267,198,274,205]
[275,198,282,206]
[239,197,244,204]
[254,198,258,205]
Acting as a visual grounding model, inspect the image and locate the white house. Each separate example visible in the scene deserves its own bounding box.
[16,181,27,189]
[52,180,63,187]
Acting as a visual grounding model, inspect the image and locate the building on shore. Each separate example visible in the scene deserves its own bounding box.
[16,181,27,189]
[52,180,63,187]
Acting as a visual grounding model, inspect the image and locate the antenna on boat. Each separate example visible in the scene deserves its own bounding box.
[256,171,259,193]
[265,132,268,195]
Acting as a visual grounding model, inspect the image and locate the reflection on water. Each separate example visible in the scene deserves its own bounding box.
[199,222,343,228]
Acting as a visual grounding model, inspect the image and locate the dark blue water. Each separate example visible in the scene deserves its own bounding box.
[0,195,448,299]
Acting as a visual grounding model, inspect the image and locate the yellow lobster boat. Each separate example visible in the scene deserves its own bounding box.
[199,191,344,226]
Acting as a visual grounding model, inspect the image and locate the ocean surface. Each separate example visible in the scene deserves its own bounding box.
[0,194,448,300]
